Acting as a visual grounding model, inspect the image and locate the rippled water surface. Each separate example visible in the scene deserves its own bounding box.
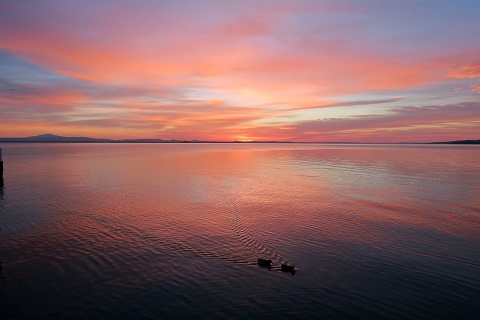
[0,143,479,319]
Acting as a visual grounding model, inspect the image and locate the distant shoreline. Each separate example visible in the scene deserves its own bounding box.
[1,140,479,145]
[0,134,478,144]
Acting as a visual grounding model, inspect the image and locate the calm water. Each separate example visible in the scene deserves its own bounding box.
[0,143,479,319]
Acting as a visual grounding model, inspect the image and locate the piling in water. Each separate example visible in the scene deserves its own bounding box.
[0,148,3,197]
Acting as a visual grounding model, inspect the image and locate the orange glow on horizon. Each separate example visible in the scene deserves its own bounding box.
[0,1,479,142]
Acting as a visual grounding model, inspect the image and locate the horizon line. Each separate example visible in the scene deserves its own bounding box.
[0,133,479,145]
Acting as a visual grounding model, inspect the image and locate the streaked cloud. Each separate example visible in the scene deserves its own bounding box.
[250,102,480,143]
[1,0,479,141]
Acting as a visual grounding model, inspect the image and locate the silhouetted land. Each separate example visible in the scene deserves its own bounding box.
[0,134,213,143]
[0,134,290,143]
[432,139,480,144]
[0,134,478,144]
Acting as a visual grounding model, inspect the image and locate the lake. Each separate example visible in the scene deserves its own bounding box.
[0,143,479,319]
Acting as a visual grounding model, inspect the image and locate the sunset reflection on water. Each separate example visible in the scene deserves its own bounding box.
[0,143,479,319]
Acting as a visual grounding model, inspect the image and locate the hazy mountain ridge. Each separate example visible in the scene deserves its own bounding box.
[0,133,199,143]
[0,133,110,142]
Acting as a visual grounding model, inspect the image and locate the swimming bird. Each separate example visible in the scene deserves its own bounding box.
[257,258,273,267]
[281,264,296,273]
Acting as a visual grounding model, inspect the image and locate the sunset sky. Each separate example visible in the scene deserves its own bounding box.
[1,0,479,142]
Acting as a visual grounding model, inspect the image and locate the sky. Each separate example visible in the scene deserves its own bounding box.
[1,0,479,142]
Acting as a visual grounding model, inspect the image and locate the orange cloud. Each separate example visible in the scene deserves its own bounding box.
[447,65,480,79]
[1,0,468,100]
[1,1,480,142]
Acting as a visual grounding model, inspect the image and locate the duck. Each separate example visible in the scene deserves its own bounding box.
[257,258,273,267]
[281,264,296,273]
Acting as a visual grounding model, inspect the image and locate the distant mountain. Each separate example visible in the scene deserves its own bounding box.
[0,133,111,142]
[0,133,207,143]
[432,139,480,144]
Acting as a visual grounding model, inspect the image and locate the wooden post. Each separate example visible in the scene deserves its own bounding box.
[0,148,3,196]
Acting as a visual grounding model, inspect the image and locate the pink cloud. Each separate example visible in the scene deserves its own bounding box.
[1,0,473,97]
[470,83,480,94]
[1,1,480,141]
[447,65,480,79]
